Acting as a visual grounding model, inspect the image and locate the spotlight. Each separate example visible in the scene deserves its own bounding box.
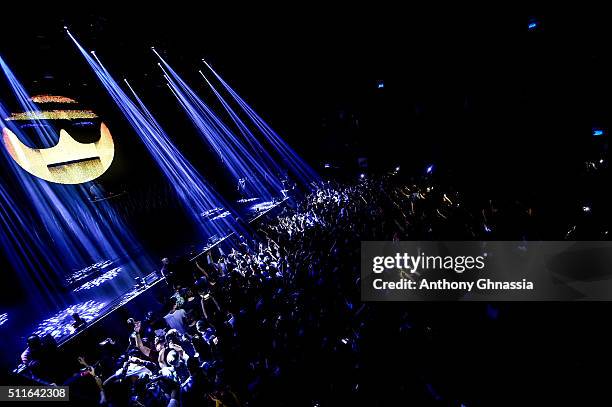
[360,173,365,179]
[376,80,385,89]
[425,164,434,174]
[63,26,68,30]
[324,163,331,168]
[582,206,592,213]
[592,128,605,137]
[90,50,96,55]
[528,18,538,31]
[193,56,318,187]
[395,166,400,172]
[600,159,605,164]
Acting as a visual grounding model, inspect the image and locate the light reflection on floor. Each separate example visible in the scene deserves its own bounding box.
[211,210,231,220]
[250,200,279,213]
[237,197,259,203]
[72,267,122,292]
[201,207,224,218]
[33,300,107,340]
[64,260,114,286]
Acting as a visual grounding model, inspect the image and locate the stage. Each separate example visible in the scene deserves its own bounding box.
[2,196,289,372]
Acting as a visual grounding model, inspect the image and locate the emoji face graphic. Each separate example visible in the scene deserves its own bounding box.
[2,95,114,184]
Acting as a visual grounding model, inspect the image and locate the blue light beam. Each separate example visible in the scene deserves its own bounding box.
[0,62,150,293]
[201,59,319,189]
[66,31,243,241]
[155,52,285,200]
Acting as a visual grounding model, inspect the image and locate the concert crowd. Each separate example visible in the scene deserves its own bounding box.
[14,172,608,406]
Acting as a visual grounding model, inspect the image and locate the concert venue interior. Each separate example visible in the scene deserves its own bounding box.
[1,8,611,406]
